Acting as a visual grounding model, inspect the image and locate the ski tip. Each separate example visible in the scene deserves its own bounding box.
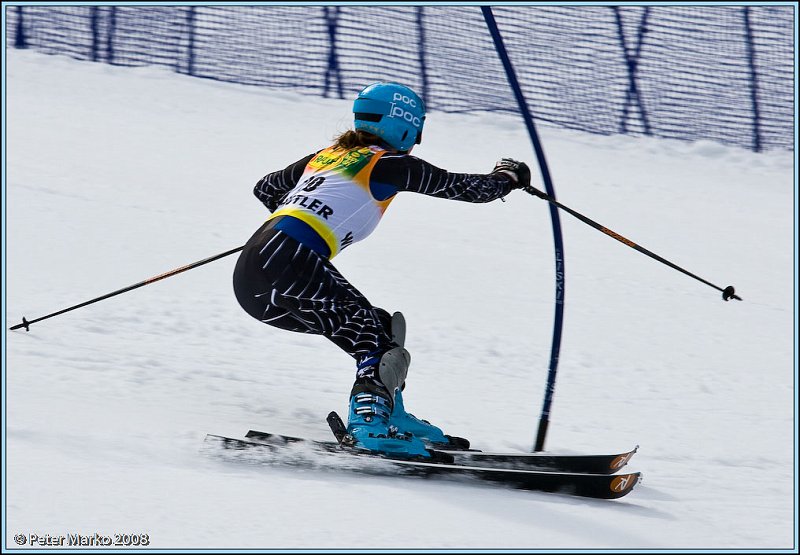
[609,446,639,472]
[610,472,642,498]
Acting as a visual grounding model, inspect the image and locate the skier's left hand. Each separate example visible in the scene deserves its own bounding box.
[492,158,531,189]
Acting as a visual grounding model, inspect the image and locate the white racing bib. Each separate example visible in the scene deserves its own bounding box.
[269,145,394,258]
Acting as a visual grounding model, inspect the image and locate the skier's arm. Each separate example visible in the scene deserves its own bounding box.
[371,154,527,203]
[254,153,316,212]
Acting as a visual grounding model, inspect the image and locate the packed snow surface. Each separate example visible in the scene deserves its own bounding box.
[4,50,797,550]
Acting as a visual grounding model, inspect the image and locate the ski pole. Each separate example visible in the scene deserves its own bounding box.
[522,186,741,301]
[10,245,245,331]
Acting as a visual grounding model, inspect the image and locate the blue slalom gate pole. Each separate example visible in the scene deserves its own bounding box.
[481,6,566,452]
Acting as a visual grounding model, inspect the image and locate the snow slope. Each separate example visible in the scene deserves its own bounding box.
[4,49,797,550]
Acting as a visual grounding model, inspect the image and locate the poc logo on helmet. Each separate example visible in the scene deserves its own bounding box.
[393,92,417,108]
[389,95,422,129]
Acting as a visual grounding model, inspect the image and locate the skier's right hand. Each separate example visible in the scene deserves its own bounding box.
[492,158,531,190]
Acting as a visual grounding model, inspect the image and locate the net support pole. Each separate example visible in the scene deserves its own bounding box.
[481,7,566,452]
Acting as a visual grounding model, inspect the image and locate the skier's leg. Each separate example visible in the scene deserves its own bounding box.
[233,224,317,333]
[234,224,448,456]
[235,222,400,375]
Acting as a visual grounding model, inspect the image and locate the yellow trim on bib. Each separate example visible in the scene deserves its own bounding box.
[269,207,340,258]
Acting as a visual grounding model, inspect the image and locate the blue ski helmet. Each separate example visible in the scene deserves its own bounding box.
[353,82,426,151]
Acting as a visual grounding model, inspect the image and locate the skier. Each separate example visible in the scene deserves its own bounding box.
[233,82,530,459]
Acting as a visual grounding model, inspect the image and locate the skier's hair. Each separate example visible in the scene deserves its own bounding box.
[333,129,383,149]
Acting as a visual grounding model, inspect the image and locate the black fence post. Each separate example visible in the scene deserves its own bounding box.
[14,6,27,49]
[417,6,429,104]
[186,6,196,76]
[90,6,100,61]
[613,6,651,136]
[323,6,343,99]
[106,6,117,64]
[743,7,762,153]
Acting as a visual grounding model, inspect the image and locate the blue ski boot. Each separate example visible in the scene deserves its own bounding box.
[385,311,470,450]
[390,389,471,450]
[345,347,431,460]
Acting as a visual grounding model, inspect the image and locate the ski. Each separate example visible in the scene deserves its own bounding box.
[440,446,638,475]
[204,433,641,500]
[243,429,637,474]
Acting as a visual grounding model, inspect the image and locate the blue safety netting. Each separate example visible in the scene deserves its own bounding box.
[6,5,795,151]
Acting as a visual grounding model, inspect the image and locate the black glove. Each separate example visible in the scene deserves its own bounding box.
[492,158,531,190]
